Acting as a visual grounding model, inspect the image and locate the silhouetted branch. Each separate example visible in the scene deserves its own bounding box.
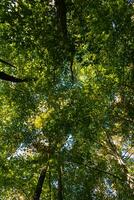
[0,72,35,83]
[0,58,16,68]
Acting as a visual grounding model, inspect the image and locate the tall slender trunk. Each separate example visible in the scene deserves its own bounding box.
[33,164,48,200]
[48,167,52,200]
[106,132,134,195]
[48,140,51,200]
[57,153,63,200]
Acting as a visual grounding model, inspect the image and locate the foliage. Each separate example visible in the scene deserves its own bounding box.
[0,0,134,199]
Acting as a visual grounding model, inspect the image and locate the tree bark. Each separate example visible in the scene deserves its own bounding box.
[0,72,33,83]
[55,0,67,39]
[57,154,63,200]
[48,168,52,200]
[0,58,16,68]
[33,164,48,200]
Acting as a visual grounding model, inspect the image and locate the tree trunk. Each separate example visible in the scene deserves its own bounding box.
[55,0,67,39]
[33,164,48,200]
[57,154,63,200]
[48,168,52,200]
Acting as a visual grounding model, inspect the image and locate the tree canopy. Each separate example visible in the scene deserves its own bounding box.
[0,0,134,199]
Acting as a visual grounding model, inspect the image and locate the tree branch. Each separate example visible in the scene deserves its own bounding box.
[0,72,35,83]
[0,58,16,68]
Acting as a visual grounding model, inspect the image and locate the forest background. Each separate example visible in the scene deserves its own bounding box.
[0,0,134,199]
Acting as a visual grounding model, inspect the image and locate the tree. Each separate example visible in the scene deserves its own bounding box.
[0,0,134,199]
